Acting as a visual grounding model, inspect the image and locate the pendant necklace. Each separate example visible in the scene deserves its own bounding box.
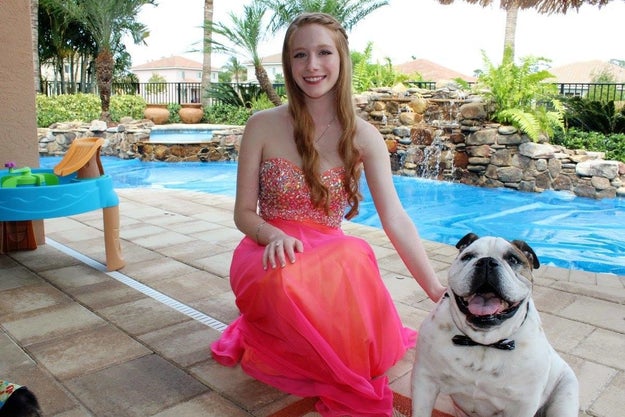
[315,116,337,143]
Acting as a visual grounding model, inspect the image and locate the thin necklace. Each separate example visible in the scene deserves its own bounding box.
[314,116,337,143]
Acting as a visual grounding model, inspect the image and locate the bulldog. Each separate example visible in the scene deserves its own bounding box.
[411,233,579,417]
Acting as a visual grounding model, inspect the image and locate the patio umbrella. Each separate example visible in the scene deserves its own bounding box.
[435,0,612,14]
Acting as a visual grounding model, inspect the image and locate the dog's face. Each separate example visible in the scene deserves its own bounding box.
[447,233,539,341]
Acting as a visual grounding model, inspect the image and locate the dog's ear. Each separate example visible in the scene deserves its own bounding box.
[456,233,479,251]
[511,239,540,269]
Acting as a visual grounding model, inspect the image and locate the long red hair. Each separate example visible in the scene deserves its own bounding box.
[282,12,362,220]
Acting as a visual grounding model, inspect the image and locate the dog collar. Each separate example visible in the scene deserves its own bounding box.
[451,334,516,350]
[0,380,22,408]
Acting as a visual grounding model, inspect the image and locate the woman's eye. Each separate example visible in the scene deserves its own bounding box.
[320,50,332,56]
[293,52,306,59]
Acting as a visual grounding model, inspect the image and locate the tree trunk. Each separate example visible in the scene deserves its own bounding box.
[201,0,213,108]
[503,4,519,60]
[255,64,281,106]
[96,48,114,122]
[31,0,40,92]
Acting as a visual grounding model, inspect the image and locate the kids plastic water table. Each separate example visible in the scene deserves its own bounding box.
[0,138,125,271]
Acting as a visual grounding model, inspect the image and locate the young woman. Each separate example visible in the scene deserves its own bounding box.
[211,12,445,417]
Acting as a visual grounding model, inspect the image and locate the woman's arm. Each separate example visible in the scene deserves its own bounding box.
[357,121,446,302]
[233,110,302,269]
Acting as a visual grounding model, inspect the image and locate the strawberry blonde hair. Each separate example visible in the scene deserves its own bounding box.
[281,12,362,220]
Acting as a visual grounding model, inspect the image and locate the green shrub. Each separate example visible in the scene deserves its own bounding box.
[552,128,625,162]
[36,93,169,127]
[36,93,100,127]
[249,93,275,113]
[167,103,182,124]
[204,104,250,125]
[110,95,147,121]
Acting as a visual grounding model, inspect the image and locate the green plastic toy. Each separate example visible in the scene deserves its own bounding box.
[0,166,59,188]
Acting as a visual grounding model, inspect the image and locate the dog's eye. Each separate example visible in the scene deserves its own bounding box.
[461,253,475,262]
[505,254,521,266]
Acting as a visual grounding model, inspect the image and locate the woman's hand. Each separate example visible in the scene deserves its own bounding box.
[263,236,304,270]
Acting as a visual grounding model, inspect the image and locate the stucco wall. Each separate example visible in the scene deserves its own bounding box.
[0,0,38,167]
[0,0,44,242]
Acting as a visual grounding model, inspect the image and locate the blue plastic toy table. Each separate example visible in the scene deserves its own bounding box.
[0,138,125,270]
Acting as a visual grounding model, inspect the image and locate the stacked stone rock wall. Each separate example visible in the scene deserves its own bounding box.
[355,85,625,199]
[38,117,243,163]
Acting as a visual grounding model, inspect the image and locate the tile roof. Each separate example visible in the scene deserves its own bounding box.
[547,60,625,83]
[131,55,203,71]
[393,59,476,83]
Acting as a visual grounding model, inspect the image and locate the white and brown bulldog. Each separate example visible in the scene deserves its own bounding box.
[411,233,579,417]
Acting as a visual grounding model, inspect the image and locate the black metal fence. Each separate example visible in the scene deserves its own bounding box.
[40,81,625,104]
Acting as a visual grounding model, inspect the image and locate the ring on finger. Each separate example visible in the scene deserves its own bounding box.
[275,241,282,246]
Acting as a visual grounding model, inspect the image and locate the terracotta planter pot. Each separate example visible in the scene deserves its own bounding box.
[178,103,203,124]
[144,104,170,125]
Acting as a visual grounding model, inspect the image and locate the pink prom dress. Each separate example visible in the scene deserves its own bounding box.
[211,158,417,417]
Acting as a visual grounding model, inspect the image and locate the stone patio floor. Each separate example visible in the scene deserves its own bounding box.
[1,188,624,417]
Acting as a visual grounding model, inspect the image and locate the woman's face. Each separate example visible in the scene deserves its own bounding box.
[289,23,340,100]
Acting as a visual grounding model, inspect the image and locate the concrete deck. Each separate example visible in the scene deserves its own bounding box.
[1,188,623,417]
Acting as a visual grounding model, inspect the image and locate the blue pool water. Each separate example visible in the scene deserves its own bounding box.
[149,128,213,143]
[40,156,625,276]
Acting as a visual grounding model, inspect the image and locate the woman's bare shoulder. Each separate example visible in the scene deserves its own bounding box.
[354,117,384,150]
[246,104,290,129]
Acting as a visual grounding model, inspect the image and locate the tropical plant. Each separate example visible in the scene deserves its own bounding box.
[258,0,389,32]
[563,97,625,135]
[207,3,282,106]
[51,0,155,121]
[351,42,410,93]
[207,83,265,108]
[222,56,248,84]
[476,47,564,141]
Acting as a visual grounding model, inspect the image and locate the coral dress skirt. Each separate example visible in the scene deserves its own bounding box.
[211,159,416,417]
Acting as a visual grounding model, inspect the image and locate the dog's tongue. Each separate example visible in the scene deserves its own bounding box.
[468,293,504,316]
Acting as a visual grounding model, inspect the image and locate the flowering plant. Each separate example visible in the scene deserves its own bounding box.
[4,161,16,172]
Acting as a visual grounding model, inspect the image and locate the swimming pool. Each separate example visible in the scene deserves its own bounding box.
[148,128,214,143]
[40,156,625,276]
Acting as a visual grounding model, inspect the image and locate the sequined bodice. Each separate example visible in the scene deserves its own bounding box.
[258,158,347,228]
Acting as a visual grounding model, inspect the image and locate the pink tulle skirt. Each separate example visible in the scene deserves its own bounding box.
[211,219,416,417]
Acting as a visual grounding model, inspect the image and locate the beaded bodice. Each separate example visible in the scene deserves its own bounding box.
[258,158,347,228]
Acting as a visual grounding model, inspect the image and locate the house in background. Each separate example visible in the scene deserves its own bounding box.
[546,60,625,98]
[131,55,220,103]
[547,60,625,83]
[393,58,476,84]
[244,53,283,83]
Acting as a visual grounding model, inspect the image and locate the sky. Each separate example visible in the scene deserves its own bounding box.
[125,0,624,76]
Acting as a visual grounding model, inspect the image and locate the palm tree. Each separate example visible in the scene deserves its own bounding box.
[437,0,613,60]
[258,0,389,32]
[201,0,213,108]
[31,0,40,92]
[208,3,282,106]
[56,0,155,121]
[223,56,247,83]
[503,3,519,57]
